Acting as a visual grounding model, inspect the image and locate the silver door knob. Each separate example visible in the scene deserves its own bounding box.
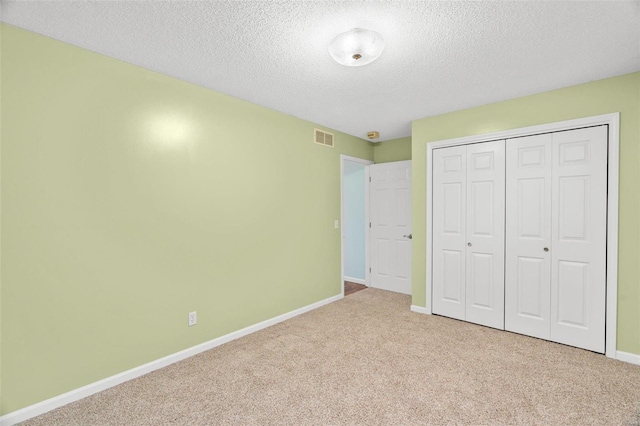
[403,234,413,239]
[544,247,549,252]
[467,242,472,247]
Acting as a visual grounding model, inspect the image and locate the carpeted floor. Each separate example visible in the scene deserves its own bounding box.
[23,289,640,425]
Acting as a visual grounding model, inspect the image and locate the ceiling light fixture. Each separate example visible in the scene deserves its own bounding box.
[328,28,385,67]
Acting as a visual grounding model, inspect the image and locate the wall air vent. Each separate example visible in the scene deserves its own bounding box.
[314,129,334,147]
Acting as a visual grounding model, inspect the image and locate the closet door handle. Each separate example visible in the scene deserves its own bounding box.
[467,242,472,247]
[544,247,549,252]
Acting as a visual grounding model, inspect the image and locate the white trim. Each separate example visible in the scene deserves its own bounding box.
[340,154,373,296]
[365,165,371,287]
[0,293,343,426]
[344,276,366,285]
[364,165,374,287]
[605,116,620,358]
[425,113,620,358]
[410,305,429,315]
[616,351,640,366]
[425,145,434,315]
[425,114,619,149]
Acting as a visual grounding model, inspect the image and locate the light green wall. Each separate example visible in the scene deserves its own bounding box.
[373,136,411,163]
[412,72,640,355]
[0,25,373,414]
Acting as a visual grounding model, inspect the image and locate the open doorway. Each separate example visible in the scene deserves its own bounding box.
[340,155,373,296]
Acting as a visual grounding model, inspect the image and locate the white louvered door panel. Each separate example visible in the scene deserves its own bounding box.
[432,146,467,320]
[369,161,412,295]
[550,126,607,353]
[465,140,506,329]
[505,134,552,339]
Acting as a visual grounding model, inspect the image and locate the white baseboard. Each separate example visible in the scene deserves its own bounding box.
[343,276,366,285]
[0,293,344,426]
[616,350,640,366]
[410,305,430,315]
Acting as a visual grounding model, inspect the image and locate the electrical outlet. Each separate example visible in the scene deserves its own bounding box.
[188,311,197,327]
[334,220,339,229]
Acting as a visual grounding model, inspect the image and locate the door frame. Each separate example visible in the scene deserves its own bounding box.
[425,113,620,359]
[340,155,373,296]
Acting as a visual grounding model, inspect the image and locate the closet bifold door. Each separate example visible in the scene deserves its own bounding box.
[432,145,467,321]
[432,141,506,329]
[465,140,505,329]
[505,134,552,340]
[505,126,607,353]
[550,126,607,353]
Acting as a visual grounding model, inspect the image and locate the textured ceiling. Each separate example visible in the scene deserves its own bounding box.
[2,1,639,142]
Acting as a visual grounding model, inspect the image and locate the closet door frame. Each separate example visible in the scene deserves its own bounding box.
[424,113,620,359]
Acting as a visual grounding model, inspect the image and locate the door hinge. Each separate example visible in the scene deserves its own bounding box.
[369,222,371,228]
[369,177,371,182]
[369,267,372,273]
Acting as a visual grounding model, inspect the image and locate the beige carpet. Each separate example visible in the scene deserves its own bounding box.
[23,289,640,425]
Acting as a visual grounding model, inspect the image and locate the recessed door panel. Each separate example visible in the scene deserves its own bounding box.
[559,141,590,165]
[558,176,589,241]
[517,257,545,319]
[443,183,463,235]
[393,167,410,181]
[519,146,545,168]
[374,170,388,182]
[505,133,552,340]
[468,252,493,309]
[376,188,391,227]
[471,181,494,237]
[442,250,463,303]
[395,239,411,279]
[518,178,545,238]
[472,152,494,171]
[556,260,589,328]
[395,188,411,228]
[444,155,462,173]
[376,238,390,276]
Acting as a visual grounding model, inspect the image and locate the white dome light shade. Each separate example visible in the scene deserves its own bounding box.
[329,28,385,67]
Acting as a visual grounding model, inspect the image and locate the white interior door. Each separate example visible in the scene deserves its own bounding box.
[550,126,607,353]
[505,133,552,339]
[432,146,467,320]
[465,140,505,329]
[369,161,412,295]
